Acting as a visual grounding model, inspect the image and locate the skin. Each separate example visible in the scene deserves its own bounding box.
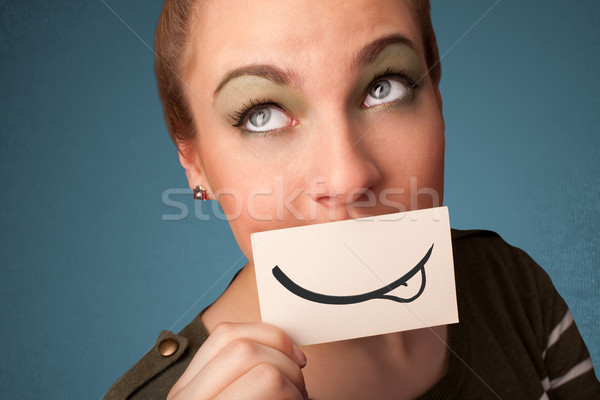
[172,0,447,398]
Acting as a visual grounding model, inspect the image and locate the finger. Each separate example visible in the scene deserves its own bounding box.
[170,339,306,400]
[173,322,306,391]
[215,363,308,400]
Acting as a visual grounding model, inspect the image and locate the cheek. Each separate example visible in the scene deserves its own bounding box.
[365,97,445,208]
[203,164,273,253]
[197,132,311,251]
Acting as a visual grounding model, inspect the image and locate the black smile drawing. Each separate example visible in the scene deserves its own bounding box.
[271,244,434,305]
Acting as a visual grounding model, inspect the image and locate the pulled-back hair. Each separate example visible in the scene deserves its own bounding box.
[154,0,441,149]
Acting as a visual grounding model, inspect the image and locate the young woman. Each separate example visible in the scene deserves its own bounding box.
[105,0,600,398]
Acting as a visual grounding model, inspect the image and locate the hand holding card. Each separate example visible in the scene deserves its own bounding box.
[167,322,308,400]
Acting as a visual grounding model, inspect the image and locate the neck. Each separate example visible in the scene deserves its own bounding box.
[201,261,262,329]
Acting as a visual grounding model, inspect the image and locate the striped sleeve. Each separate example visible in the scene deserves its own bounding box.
[529,261,600,399]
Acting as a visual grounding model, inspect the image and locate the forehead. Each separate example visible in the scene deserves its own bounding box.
[187,0,424,90]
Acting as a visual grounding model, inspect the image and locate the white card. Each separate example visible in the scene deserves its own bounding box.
[251,206,458,346]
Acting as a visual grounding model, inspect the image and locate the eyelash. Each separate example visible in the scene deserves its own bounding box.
[227,97,279,128]
[371,66,419,93]
[227,68,420,128]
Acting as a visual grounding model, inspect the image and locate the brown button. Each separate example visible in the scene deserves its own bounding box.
[158,338,179,357]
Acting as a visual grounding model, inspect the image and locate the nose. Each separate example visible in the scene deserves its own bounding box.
[308,114,382,209]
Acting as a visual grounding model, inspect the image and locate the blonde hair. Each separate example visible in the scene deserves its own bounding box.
[154,0,441,149]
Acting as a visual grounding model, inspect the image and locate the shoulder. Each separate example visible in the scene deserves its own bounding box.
[451,227,531,265]
[449,228,560,325]
[103,313,209,400]
[450,228,553,297]
[449,228,561,366]
[449,229,600,397]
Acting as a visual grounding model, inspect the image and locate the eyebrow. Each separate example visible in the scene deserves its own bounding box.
[213,33,420,98]
[351,33,420,70]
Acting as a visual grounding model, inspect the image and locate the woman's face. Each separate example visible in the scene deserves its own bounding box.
[183,0,445,256]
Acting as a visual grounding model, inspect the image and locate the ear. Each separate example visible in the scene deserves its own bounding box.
[177,146,212,195]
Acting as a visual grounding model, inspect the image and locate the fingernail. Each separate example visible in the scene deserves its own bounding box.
[293,344,307,368]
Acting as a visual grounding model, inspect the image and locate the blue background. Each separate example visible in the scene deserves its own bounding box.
[0,0,598,398]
